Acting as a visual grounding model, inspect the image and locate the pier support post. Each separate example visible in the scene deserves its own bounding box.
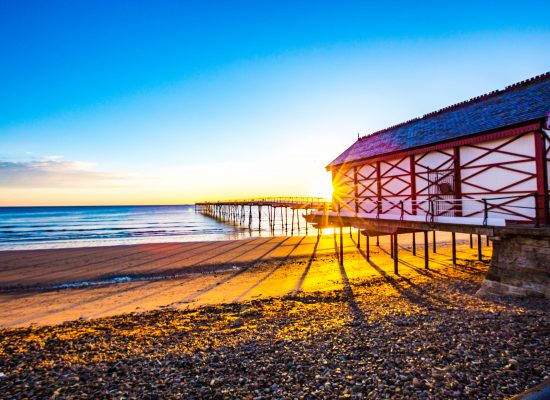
[357,229,361,249]
[412,232,416,256]
[469,234,473,248]
[366,235,370,261]
[393,234,399,275]
[339,225,344,266]
[258,205,262,231]
[424,231,429,269]
[477,234,482,261]
[451,232,457,266]
[432,231,436,253]
[390,235,394,259]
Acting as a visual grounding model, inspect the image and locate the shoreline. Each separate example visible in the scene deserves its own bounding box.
[1,233,488,328]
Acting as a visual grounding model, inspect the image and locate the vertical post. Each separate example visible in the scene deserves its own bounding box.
[451,231,456,266]
[305,208,308,235]
[432,231,436,253]
[390,234,394,259]
[486,235,489,246]
[534,130,549,225]
[412,232,416,256]
[477,233,482,261]
[291,209,295,235]
[424,231,429,269]
[410,155,417,215]
[366,235,370,261]
[338,204,344,266]
[453,146,463,217]
[469,234,473,248]
[393,234,399,275]
[376,236,379,247]
[349,226,352,238]
[340,223,344,265]
[357,229,361,249]
[258,205,262,231]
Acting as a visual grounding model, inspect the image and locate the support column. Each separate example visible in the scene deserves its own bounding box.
[477,234,482,261]
[393,234,399,275]
[357,229,361,249]
[390,235,394,259]
[412,232,416,256]
[534,130,549,225]
[424,231,429,269]
[339,225,344,266]
[476,229,550,298]
[451,232,457,266]
[432,231,437,253]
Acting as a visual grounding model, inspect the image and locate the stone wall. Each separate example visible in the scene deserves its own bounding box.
[477,228,550,298]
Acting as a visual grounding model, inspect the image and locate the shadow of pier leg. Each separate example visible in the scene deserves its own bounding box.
[292,235,320,293]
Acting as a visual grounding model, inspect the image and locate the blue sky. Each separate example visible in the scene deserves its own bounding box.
[1,1,549,205]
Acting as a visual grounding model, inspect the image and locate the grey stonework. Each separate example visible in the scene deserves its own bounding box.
[477,228,550,298]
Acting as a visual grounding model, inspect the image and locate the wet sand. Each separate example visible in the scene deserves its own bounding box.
[0,232,491,328]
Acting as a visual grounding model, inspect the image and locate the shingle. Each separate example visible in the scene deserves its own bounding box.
[328,73,550,167]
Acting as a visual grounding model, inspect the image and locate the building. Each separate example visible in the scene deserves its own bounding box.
[308,72,550,298]
[328,72,550,227]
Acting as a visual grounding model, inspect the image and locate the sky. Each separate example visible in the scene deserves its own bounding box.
[1,1,549,206]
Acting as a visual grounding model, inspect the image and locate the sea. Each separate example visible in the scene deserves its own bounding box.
[0,205,308,251]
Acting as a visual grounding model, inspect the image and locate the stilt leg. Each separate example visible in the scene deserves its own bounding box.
[477,234,482,261]
[412,232,416,256]
[366,235,370,261]
[424,231,429,269]
[432,230,436,253]
[393,234,399,274]
[339,225,344,266]
[451,231,456,266]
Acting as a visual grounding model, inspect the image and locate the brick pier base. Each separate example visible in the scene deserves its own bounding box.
[476,228,550,298]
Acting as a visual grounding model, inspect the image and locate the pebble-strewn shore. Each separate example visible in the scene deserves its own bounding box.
[0,264,548,399]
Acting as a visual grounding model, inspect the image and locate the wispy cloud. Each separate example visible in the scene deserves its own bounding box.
[0,158,125,188]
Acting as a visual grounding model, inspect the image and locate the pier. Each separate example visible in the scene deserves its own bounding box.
[195,197,330,235]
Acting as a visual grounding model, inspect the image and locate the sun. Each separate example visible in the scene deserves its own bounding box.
[309,173,333,200]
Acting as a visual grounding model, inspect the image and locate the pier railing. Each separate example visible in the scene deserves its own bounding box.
[331,192,548,227]
[196,196,330,207]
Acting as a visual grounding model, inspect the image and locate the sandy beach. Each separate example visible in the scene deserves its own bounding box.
[1,232,487,328]
[0,234,548,399]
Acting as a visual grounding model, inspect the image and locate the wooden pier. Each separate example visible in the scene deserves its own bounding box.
[195,197,331,235]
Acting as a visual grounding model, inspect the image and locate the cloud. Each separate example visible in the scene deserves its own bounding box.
[0,158,125,188]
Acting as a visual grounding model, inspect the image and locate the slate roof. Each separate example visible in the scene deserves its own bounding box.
[328,72,550,168]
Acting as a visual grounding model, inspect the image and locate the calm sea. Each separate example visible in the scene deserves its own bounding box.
[0,205,303,251]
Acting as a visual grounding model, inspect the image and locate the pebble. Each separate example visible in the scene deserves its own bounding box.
[0,264,548,399]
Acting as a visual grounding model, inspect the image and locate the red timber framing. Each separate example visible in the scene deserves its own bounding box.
[535,129,549,224]
[330,121,549,226]
[409,155,417,215]
[460,131,539,223]
[378,155,413,215]
[453,147,463,217]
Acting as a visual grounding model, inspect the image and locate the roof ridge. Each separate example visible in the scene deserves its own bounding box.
[359,71,550,141]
